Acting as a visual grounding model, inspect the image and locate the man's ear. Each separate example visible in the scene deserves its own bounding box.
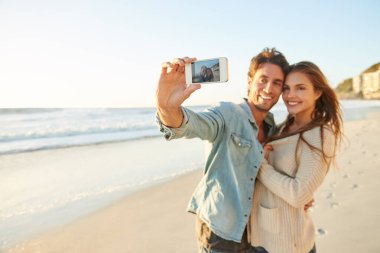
[247,77,252,94]
[247,76,252,87]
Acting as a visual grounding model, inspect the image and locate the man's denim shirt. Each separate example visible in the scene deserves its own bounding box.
[156,99,276,242]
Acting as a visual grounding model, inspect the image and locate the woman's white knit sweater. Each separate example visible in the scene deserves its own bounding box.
[250,126,335,253]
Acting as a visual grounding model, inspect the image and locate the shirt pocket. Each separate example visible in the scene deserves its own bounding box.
[230,133,253,165]
[258,204,280,234]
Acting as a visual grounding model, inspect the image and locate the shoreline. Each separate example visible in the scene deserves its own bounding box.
[5,114,380,253]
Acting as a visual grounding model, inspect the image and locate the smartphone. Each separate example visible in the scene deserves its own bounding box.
[185,57,228,84]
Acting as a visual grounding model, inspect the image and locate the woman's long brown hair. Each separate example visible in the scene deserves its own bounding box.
[267,61,343,166]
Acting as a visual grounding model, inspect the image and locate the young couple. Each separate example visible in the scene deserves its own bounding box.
[156,48,342,253]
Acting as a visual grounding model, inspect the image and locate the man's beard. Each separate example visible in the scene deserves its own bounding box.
[253,103,271,112]
[252,99,274,112]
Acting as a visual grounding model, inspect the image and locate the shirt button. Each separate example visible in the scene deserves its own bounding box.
[248,197,251,200]
[254,165,257,168]
[260,151,263,154]
[244,214,248,217]
[238,143,242,147]
[250,178,253,181]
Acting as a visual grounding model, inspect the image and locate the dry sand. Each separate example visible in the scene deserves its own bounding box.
[311,115,380,252]
[7,115,380,253]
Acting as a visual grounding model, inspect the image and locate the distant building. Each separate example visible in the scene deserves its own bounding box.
[352,65,380,98]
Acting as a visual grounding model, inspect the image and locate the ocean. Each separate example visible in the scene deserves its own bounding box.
[1,100,380,250]
[1,100,380,155]
[0,107,202,155]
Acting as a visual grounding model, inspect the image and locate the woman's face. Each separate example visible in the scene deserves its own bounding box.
[282,71,321,117]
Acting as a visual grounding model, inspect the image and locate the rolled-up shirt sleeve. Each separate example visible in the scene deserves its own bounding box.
[156,107,190,140]
[156,105,225,142]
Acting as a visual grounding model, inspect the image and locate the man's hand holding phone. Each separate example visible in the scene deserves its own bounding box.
[156,57,201,128]
[156,57,229,128]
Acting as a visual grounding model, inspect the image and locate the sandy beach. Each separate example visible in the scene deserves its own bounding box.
[5,113,380,253]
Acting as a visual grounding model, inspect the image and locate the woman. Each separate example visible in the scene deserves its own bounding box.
[249,61,342,253]
[205,67,214,82]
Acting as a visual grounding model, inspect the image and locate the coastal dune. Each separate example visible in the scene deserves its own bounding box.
[6,114,380,253]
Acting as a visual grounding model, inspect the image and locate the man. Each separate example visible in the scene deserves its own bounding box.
[156,48,289,252]
[200,65,208,82]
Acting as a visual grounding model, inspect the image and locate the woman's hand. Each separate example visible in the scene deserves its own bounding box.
[263,144,273,160]
[304,199,315,211]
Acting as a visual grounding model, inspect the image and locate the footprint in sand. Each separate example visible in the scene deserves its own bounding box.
[373,153,378,157]
[316,228,328,236]
[330,182,337,188]
[362,151,366,155]
[343,173,350,179]
[330,202,340,208]
[358,171,364,175]
[351,184,359,189]
[326,192,335,199]
[347,160,352,165]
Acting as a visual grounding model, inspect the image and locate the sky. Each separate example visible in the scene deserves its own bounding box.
[0,0,379,108]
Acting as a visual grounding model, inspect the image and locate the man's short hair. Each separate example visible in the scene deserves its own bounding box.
[248,48,289,79]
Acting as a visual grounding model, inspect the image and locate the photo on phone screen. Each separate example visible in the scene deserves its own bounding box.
[191,59,220,83]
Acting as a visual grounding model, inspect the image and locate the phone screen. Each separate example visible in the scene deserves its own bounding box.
[191,59,220,83]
